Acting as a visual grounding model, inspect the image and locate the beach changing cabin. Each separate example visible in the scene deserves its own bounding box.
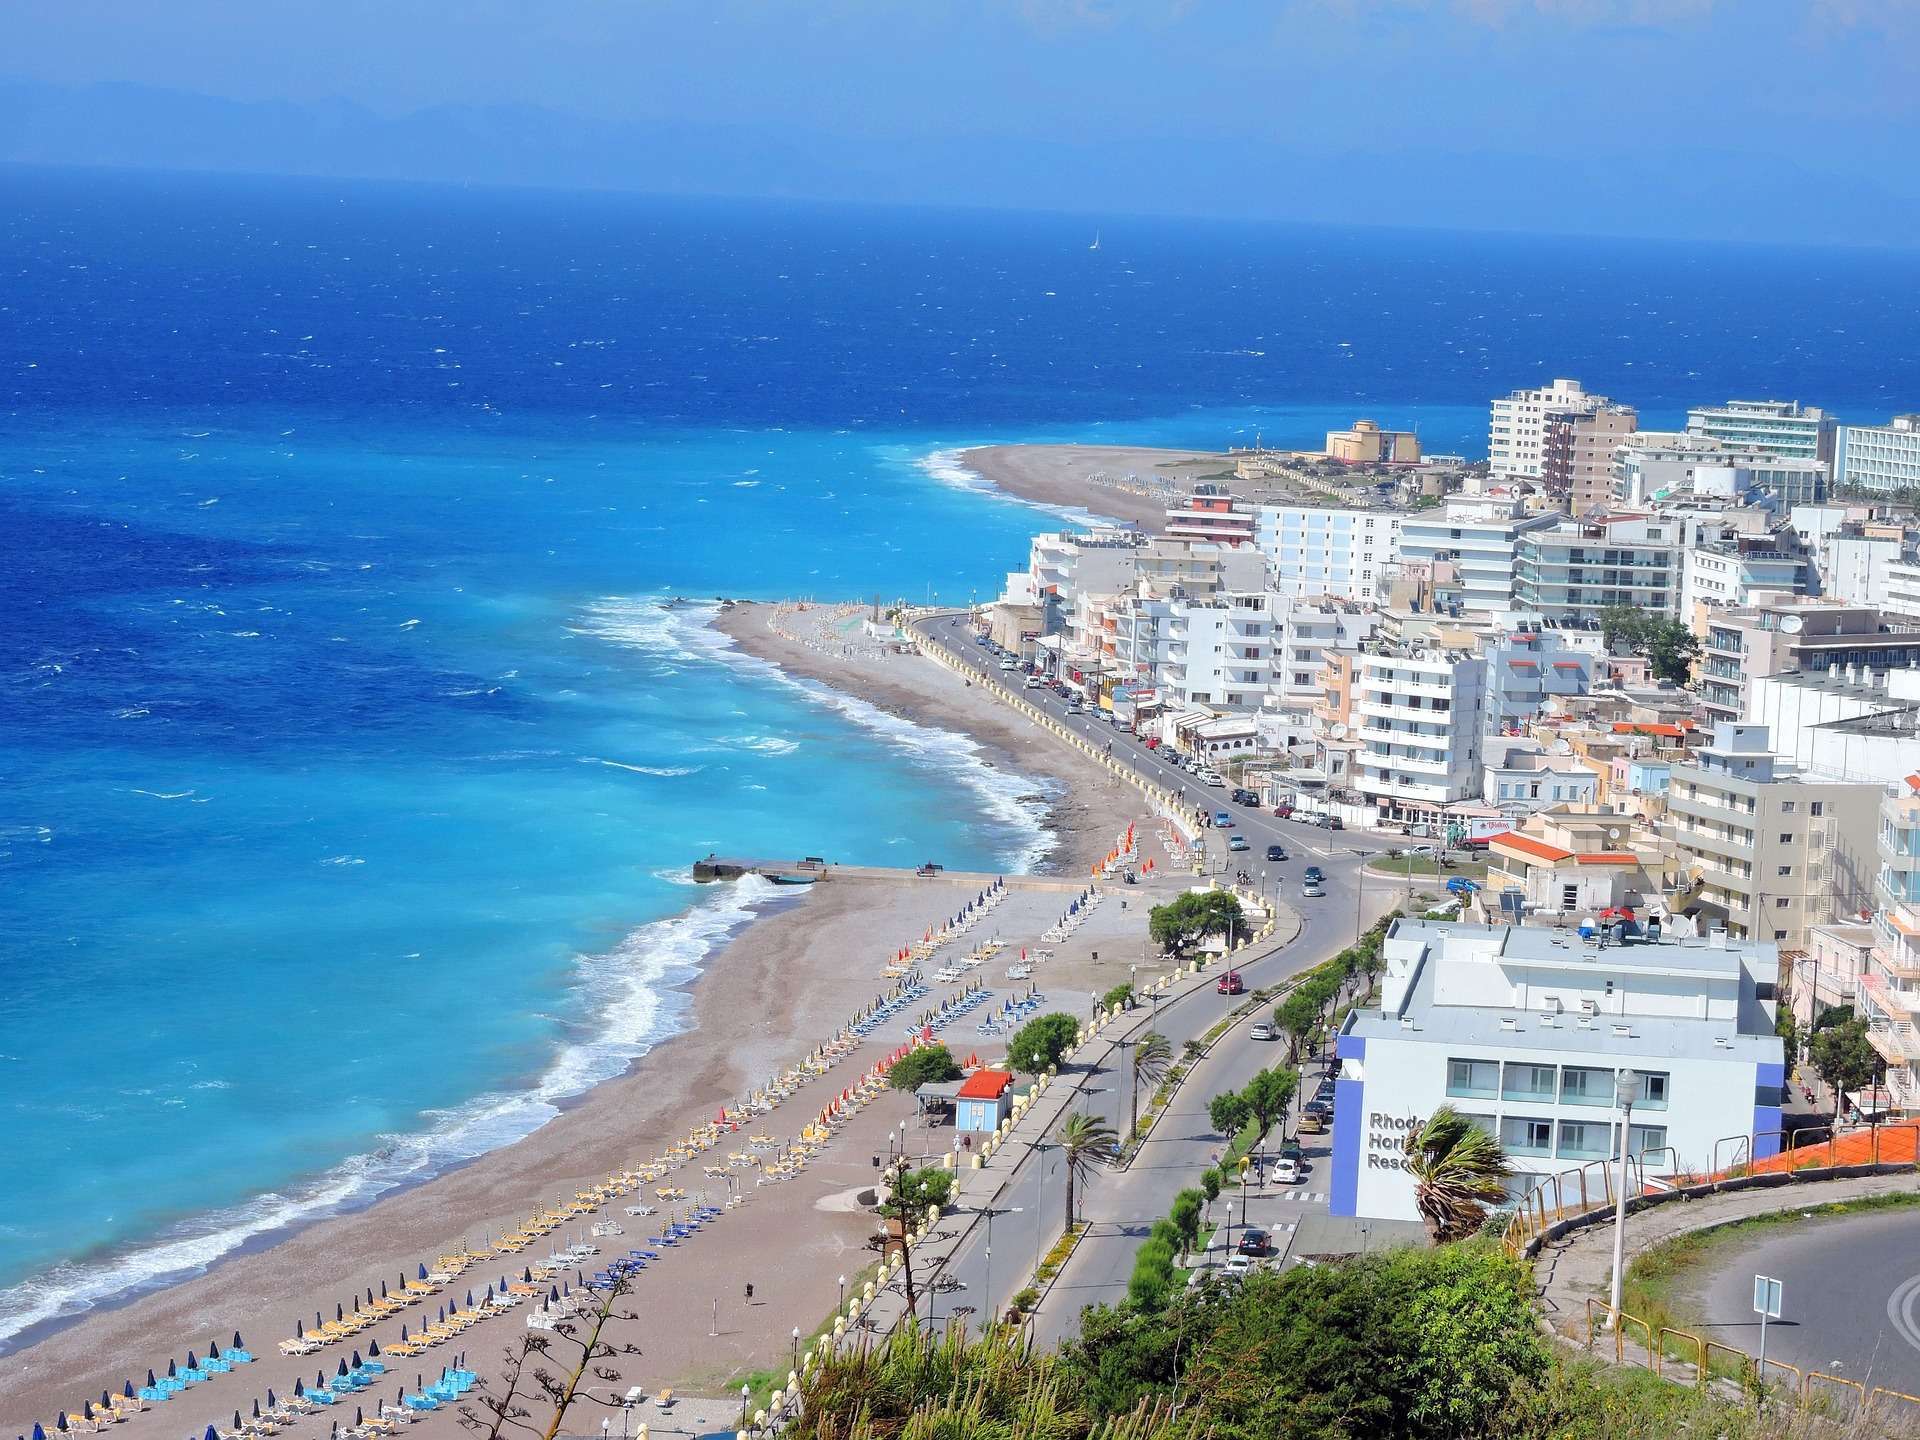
[955,1069,1016,1134]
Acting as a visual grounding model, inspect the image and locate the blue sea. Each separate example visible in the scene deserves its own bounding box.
[5,166,1920,1346]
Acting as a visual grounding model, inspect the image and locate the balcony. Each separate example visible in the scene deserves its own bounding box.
[1671,822,1756,864]
[1862,972,1920,1020]
[1867,1021,1920,1064]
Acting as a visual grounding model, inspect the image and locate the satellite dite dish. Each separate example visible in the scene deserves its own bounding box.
[1780,614,1804,634]
[1330,723,1348,740]
[1607,827,1622,841]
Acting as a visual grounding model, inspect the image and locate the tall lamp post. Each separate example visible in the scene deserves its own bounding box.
[1605,1068,1643,1328]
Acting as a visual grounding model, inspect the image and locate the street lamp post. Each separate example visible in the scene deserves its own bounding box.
[740,1383,751,1432]
[1605,1068,1643,1328]
[791,1326,801,1374]
[837,1274,848,1318]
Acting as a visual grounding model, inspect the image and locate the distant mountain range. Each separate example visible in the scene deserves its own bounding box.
[2,76,1913,246]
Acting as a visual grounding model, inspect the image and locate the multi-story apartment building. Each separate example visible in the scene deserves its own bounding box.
[1512,513,1682,623]
[1160,592,1278,709]
[1836,414,1920,494]
[1132,538,1267,598]
[1482,739,1600,814]
[1821,527,1907,608]
[1274,600,1377,712]
[1686,399,1837,465]
[1399,500,1557,614]
[1331,919,1784,1221]
[1864,775,1920,1113]
[1489,378,1611,479]
[1697,598,1920,727]
[1680,542,1807,621]
[1666,724,1877,948]
[1543,403,1637,516]
[1613,433,1827,509]
[1165,484,1258,547]
[1481,629,1595,731]
[1353,644,1488,824]
[1255,505,1401,603]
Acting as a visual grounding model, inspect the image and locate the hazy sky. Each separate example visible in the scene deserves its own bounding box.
[5,0,1919,240]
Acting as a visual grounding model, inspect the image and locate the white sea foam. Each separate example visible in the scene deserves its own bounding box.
[721,734,800,756]
[0,875,783,1349]
[594,758,703,778]
[575,597,1057,873]
[319,855,365,867]
[913,446,1112,528]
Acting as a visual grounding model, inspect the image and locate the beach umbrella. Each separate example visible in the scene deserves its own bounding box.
[80,1404,93,1423]
[335,1303,344,1322]
[417,1263,428,1281]
[203,1426,218,1440]
[337,1359,349,1378]
[32,1423,45,1440]
[54,1414,66,1433]
[251,1403,259,1421]
[368,1341,382,1359]
[188,1351,199,1369]
[464,1289,474,1308]
[399,1325,408,1341]
[295,1320,304,1338]
[147,1372,157,1389]
[233,1412,242,1433]
[522,1266,533,1283]
[167,1361,178,1379]
[355,1408,363,1427]
[123,1384,135,1401]
[380,1281,388,1299]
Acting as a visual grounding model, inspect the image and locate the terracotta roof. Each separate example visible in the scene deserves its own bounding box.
[1610,722,1688,738]
[1489,832,1574,862]
[957,1069,1015,1100]
[1573,852,1642,865]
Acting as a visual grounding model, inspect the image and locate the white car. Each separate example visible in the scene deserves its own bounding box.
[1271,1156,1302,1185]
[1023,675,1044,689]
[1223,1254,1255,1279]
[1198,770,1226,787]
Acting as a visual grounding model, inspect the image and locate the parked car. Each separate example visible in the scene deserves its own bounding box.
[1265,844,1288,862]
[1231,788,1260,806]
[1213,811,1233,827]
[1271,1156,1302,1185]
[1296,1111,1328,1134]
[1217,970,1245,996]
[1304,1098,1333,1120]
[1227,834,1250,852]
[1223,1254,1255,1280]
[1023,675,1043,689]
[998,658,1018,670]
[1274,800,1295,818]
[1237,1228,1272,1258]
[1249,1022,1276,1041]
[1316,814,1345,830]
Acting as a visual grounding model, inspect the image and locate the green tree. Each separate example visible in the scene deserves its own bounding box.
[880,1164,954,1217]
[1599,605,1700,685]
[1101,982,1134,1012]
[1207,1090,1251,1140]
[1402,1106,1513,1244]
[885,1043,961,1092]
[1810,1015,1880,1121]
[1168,1188,1205,1264]
[1148,889,1247,954]
[1056,1110,1119,1230]
[1274,990,1322,1062]
[1774,996,1801,1068]
[1126,1237,1178,1312]
[1242,1066,1299,1143]
[1007,1011,1080,1074]
[1199,1167,1222,1204]
[1129,1030,1173,1141]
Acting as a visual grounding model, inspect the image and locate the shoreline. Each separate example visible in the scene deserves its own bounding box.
[1,602,1149,1432]
[958,443,1238,531]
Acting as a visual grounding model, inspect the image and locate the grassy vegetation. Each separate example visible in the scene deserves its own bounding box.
[1619,1191,1920,1375]
[1365,854,1490,884]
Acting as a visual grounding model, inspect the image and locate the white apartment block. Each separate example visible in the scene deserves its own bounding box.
[1255,505,1401,603]
[1614,433,1827,509]
[1512,513,1683,623]
[1687,399,1836,465]
[1822,534,1906,609]
[1399,502,1557,614]
[1331,920,1785,1222]
[1866,776,1920,1113]
[1353,646,1487,823]
[1489,378,1610,479]
[1835,415,1920,494]
[1681,545,1807,619]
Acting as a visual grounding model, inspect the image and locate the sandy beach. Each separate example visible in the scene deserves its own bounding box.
[2,603,1166,1438]
[959,444,1236,531]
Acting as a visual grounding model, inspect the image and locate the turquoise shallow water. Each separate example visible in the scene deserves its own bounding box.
[9,164,1918,1346]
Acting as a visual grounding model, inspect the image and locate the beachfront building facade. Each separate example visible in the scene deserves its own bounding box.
[1666,724,1878,948]
[1353,644,1488,824]
[1330,919,1784,1222]
[1836,414,1920,495]
[1696,598,1920,728]
[1686,399,1837,465]
[1489,378,1611,480]
[1165,484,1258,547]
[1255,505,1402,604]
[1512,513,1682,623]
[1326,418,1421,465]
[1680,542,1808,621]
[1613,433,1828,510]
[1398,501,1557,614]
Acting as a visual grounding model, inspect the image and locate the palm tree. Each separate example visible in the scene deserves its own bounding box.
[1401,1105,1512,1244]
[1129,1031,1173,1141]
[1056,1110,1119,1231]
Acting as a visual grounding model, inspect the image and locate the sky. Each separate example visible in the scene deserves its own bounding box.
[4,0,1920,242]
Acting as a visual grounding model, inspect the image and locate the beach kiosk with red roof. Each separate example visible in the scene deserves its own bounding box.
[955,1069,1016,1134]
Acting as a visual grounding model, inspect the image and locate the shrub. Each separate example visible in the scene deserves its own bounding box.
[886,1043,961,1092]
[1007,1011,1081,1073]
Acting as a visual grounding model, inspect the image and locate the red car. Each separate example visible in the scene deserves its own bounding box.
[1144,737,1161,750]
[1217,970,1244,996]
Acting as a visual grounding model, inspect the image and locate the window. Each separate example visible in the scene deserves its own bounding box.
[1502,1063,1557,1102]
[1560,883,1580,911]
[1446,1058,1500,1100]
[1776,897,1790,909]
[1628,1124,1668,1157]
[1639,1073,1669,1110]
[1560,1066,1615,1106]
[1780,834,1794,845]
[1557,1120,1613,1160]
[1501,1116,1554,1157]
[1777,865,1793,877]
[1781,801,1796,814]
[1811,801,1825,817]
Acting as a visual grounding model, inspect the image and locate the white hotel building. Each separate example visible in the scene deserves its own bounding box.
[1330,920,1786,1223]
[1353,645,1487,824]
[1489,377,1611,479]
[1255,505,1402,604]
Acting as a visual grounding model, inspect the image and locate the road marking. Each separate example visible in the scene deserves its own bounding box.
[1274,1190,1327,1204]
[1887,1272,1920,1355]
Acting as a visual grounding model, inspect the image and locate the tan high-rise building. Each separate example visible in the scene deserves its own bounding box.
[1543,403,1638,515]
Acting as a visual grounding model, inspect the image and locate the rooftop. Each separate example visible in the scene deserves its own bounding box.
[956,1069,1015,1100]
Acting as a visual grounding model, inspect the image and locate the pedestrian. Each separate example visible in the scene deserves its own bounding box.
[745,1282,755,1303]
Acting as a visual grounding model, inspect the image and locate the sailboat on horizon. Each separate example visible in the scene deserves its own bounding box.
[1089,230,1100,252]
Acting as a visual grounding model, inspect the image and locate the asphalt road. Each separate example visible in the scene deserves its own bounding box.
[1691,1206,1920,1394]
[905,613,1426,1340]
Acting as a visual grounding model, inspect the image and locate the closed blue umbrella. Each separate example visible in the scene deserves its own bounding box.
[187,1352,198,1370]
[417,1264,428,1281]
[166,1361,177,1379]
[204,1424,218,1440]
[368,1341,381,1358]
[352,1352,363,1369]
[209,1341,222,1361]
[234,1333,245,1350]
[54,1417,67,1434]
[123,1384,135,1401]
[337,1359,348,1377]
[399,1324,408,1341]
[147,1372,157,1389]
[33,1424,46,1440]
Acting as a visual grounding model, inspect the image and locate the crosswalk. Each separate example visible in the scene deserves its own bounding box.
[1274,1189,1327,1204]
